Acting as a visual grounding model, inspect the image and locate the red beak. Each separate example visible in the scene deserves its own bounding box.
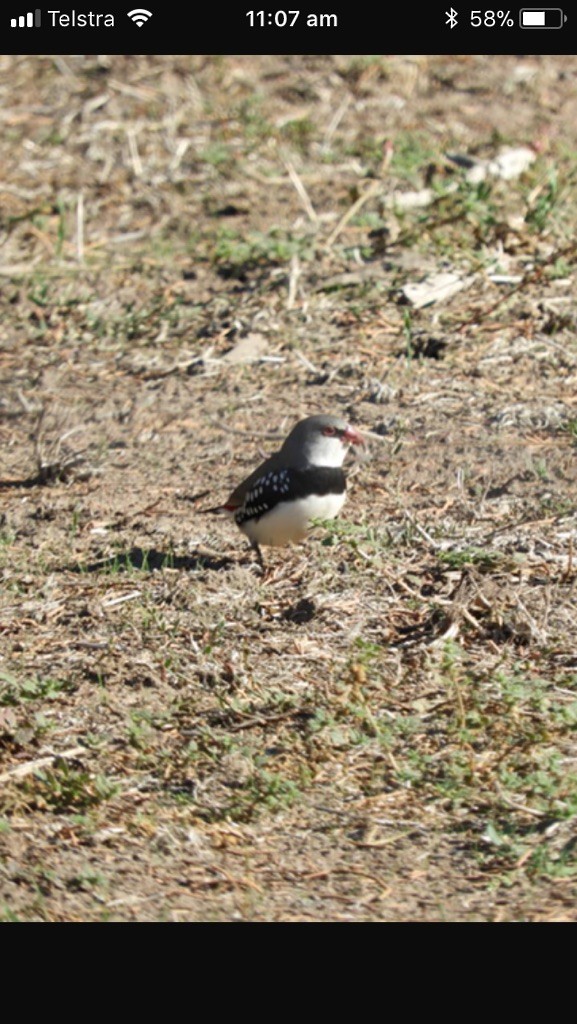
[343,425,364,446]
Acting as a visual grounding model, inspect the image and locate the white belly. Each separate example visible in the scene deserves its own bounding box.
[240,492,346,547]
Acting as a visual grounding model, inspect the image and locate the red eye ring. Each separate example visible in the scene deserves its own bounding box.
[322,426,337,437]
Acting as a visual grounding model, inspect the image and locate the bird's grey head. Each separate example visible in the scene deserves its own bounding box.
[281,414,364,468]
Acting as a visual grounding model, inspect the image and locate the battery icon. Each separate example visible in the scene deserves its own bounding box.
[520,8,567,27]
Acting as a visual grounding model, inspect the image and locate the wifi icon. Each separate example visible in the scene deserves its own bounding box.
[127,8,152,26]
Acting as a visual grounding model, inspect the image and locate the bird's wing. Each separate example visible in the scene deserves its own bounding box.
[224,451,281,508]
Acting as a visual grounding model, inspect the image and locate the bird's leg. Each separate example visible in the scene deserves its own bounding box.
[250,541,265,571]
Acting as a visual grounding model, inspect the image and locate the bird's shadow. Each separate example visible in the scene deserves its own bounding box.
[69,545,235,575]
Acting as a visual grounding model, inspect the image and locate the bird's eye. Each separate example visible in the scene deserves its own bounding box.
[322,426,336,437]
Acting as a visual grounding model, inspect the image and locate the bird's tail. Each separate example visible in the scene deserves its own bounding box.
[181,490,236,514]
[198,503,237,515]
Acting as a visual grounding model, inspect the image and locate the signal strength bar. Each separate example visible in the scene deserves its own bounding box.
[10,8,41,26]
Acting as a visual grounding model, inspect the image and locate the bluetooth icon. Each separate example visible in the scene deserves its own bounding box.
[445,7,458,27]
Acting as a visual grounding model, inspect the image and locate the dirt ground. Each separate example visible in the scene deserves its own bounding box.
[1,54,576,921]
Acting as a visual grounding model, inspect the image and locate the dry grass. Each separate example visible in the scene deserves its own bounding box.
[0,54,577,920]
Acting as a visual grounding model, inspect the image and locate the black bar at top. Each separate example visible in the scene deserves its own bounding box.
[2,6,573,56]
